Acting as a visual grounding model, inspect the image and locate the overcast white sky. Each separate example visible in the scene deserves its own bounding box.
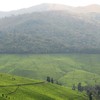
[0,0,100,11]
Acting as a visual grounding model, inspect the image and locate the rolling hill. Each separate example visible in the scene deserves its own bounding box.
[0,73,88,100]
[0,54,100,87]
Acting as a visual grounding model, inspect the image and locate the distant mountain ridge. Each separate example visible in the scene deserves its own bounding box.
[0,3,100,18]
[0,3,100,54]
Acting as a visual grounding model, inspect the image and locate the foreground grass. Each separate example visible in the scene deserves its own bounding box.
[0,73,88,100]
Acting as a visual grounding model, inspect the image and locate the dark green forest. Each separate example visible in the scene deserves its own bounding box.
[0,11,100,54]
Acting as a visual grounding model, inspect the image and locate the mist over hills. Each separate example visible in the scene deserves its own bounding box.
[0,3,100,18]
[0,4,100,54]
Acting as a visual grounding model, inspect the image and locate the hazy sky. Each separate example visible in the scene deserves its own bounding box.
[0,0,100,11]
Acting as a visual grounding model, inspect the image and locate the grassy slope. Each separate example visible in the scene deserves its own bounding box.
[0,73,88,100]
[0,54,100,87]
[59,70,100,86]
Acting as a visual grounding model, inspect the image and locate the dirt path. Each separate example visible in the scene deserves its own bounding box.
[0,81,45,88]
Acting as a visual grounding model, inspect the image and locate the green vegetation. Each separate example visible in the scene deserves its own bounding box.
[0,54,100,87]
[0,73,88,100]
[0,11,100,53]
[0,5,100,99]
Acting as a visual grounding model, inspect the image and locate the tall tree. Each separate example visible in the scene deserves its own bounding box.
[72,84,76,90]
[46,76,50,82]
[89,92,93,100]
[78,83,82,92]
[51,78,54,83]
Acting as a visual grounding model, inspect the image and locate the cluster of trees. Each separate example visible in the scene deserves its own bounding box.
[46,76,62,85]
[72,83,83,91]
[85,85,100,100]
[72,83,100,100]
[46,76,54,83]
[0,11,100,54]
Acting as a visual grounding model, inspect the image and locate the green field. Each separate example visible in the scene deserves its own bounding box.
[0,54,100,87]
[0,73,88,100]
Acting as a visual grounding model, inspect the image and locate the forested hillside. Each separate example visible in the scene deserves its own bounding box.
[0,10,100,54]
